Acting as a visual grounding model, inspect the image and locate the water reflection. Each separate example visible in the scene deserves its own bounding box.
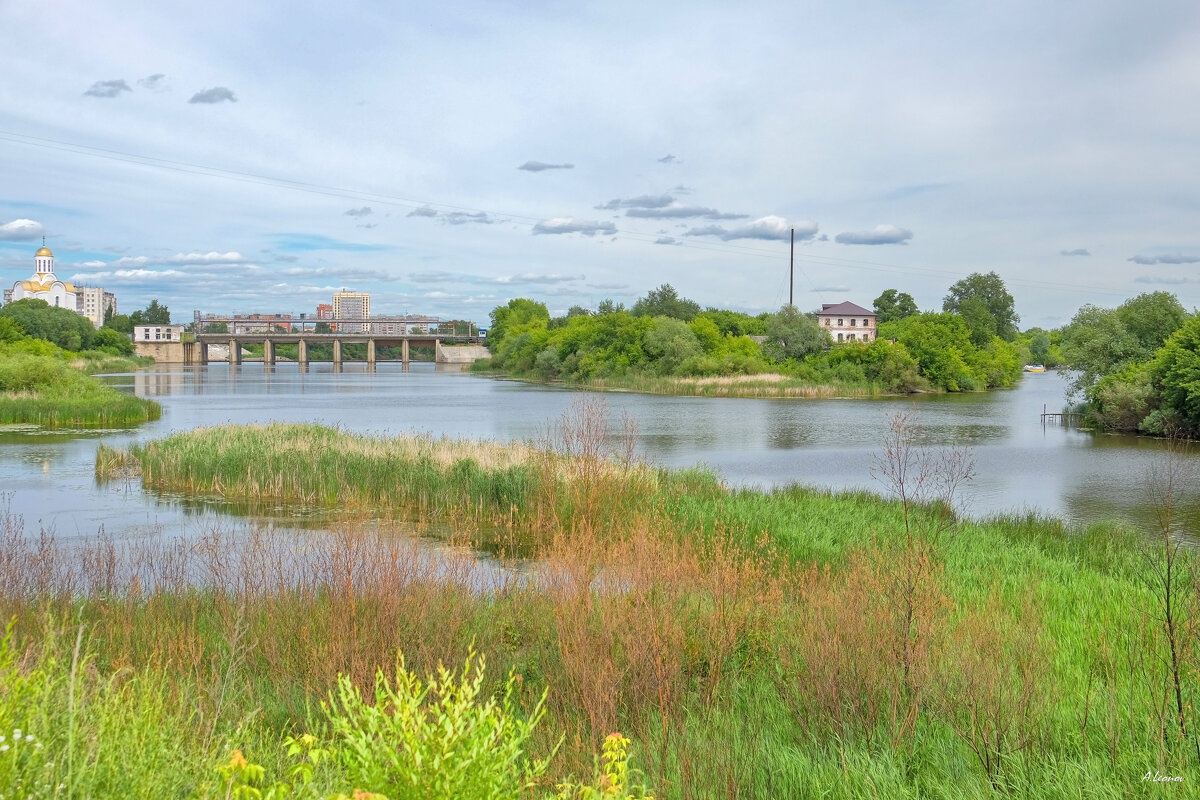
[2,366,1199,539]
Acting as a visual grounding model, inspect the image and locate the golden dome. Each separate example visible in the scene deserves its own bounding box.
[36,246,52,257]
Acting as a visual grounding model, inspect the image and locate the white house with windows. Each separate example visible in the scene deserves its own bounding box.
[135,324,184,342]
[819,301,877,343]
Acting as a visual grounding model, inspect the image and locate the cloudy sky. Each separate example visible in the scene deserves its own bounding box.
[2,0,1199,328]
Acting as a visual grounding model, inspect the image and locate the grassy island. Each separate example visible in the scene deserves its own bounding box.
[10,406,1180,796]
[474,290,1025,400]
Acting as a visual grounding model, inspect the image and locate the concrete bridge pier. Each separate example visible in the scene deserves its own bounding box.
[229,339,241,365]
[297,339,308,366]
[401,339,409,365]
[263,338,275,366]
[199,342,209,365]
[367,339,376,365]
[435,339,442,363]
[333,340,342,366]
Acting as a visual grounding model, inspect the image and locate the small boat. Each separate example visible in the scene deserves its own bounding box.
[1023,364,1046,373]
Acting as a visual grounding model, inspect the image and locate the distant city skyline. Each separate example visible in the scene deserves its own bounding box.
[3,1,1200,328]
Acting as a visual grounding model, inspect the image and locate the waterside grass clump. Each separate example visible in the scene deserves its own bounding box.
[96,418,716,537]
[4,405,1198,797]
[0,351,160,428]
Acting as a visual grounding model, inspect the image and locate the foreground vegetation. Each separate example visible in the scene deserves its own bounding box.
[0,405,1169,795]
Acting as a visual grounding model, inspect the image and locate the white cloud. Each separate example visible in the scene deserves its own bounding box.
[83,79,131,98]
[596,195,675,210]
[138,73,169,92]
[532,217,617,236]
[835,225,913,246]
[167,251,246,265]
[495,273,584,284]
[1060,248,1090,256]
[627,204,748,220]
[518,161,574,172]
[344,206,373,217]
[188,87,237,104]
[1128,253,1200,265]
[69,268,187,281]
[684,215,813,242]
[0,219,44,241]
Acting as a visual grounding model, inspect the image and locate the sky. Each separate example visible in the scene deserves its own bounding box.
[2,0,1200,328]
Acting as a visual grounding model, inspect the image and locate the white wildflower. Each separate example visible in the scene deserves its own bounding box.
[24,735,33,743]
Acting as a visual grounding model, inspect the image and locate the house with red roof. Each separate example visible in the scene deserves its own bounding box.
[818,301,877,343]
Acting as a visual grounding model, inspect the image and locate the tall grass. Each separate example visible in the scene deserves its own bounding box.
[3,400,1196,796]
[0,352,160,428]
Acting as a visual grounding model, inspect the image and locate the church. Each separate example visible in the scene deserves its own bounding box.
[9,240,77,310]
[4,241,115,327]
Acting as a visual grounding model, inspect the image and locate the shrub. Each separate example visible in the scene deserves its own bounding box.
[324,651,552,800]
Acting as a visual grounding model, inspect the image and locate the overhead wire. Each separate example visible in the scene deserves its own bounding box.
[0,128,1133,299]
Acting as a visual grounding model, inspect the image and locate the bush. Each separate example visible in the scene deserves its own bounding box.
[325,651,552,800]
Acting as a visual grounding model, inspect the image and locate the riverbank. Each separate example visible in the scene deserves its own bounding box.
[475,361,905,399]
[65,412,1198,796]
[0,351,161,428]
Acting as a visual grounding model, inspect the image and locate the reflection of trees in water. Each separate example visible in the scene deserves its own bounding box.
[767,418,812,449]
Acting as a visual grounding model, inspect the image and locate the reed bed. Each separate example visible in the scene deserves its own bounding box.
[4,401,1198,797]
[96,417,705,538]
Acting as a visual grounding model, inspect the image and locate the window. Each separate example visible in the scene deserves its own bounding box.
[143,330,150,340]
[864,318,871,326]
[837,318,843,326]
[837,333,843,342]
[848,333,855,341]
[850,318,857,326]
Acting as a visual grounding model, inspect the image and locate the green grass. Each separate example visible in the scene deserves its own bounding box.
[6,417,1199,797]
[0,352,161,428]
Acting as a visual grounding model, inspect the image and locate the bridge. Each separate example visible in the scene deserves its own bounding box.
[191,313,484,366]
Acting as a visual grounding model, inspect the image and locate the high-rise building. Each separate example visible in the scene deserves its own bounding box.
[76,286,116,328]
[332,290,370,333]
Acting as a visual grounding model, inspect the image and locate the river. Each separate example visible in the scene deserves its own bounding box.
[1,364,1195,541]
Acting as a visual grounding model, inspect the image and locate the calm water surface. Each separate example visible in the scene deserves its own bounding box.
[1,363,1195,541]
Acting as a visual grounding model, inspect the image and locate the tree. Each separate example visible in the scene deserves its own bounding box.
[1116,291,1187,357]
[958,296,998,348]
[1029,331,1051,364]
[643,317,703,374]
[96,326,134,355]
[1060,305,1141,395]
[1149,315,1200,434]
[597,299,626,315]
[763,304,827,361]
[129,299,171,326]
[873,289,919,324]
[0,298,97,351]
[312,321,330,334]
[488,299,550,355]
[104,313,134,334]
[943,272,1019,341]
[631,284,700,322]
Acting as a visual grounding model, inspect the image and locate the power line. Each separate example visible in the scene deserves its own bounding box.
[0,128,1134,298]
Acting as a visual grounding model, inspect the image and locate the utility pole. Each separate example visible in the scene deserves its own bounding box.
[789,228,794,307]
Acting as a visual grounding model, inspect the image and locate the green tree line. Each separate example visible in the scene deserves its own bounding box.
[482,276,1024,393]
